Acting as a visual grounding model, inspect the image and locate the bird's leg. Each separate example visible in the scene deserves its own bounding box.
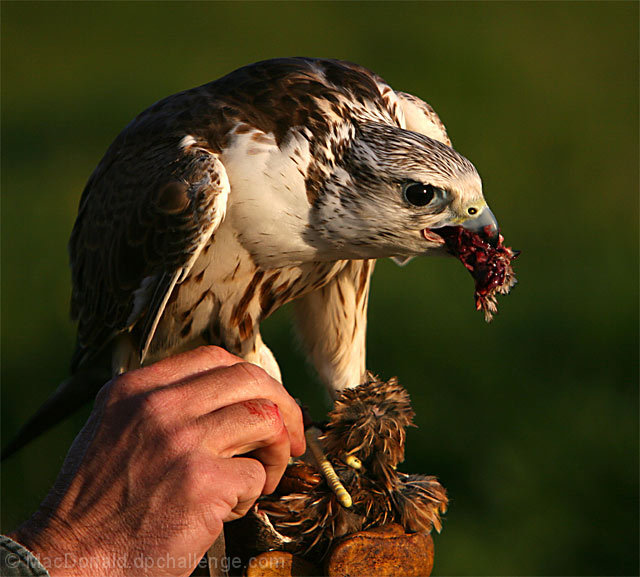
[218,326,283,383]
[298,404,354,507]
[240,333,282,383]
[291,260,374,395]
[305,426,353,509]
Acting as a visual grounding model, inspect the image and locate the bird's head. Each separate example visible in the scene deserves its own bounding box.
[310,122,499,261]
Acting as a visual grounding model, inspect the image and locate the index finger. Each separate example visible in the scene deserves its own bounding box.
[183,363,306,456]
[123,346,244,391]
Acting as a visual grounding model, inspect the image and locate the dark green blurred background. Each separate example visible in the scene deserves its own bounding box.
[2,2,638,575]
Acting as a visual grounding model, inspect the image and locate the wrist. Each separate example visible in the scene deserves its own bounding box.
[9,510,94,577]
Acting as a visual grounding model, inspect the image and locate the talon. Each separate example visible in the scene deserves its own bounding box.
[345,454,362,470]
[305,429,353,508]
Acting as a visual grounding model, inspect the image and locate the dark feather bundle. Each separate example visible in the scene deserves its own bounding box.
[232,374,447,563]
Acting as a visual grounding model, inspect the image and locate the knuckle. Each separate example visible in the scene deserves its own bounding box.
[242,399,285,437]
[104,374,134,402]
[181,455,211,501]
[138,389,172,427]
[235,362,270,389]
[263,406,286,437]
[198,345,237,366]
[242,459,267,496]
[260,427,289,459]
[166,425,199,456]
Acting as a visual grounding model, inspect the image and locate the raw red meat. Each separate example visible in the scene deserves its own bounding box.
[437,227,518,321]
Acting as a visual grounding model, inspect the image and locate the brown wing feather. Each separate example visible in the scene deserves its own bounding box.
[69,133,228,368]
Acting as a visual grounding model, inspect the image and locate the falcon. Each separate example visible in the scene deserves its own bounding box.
[3,57,514,457]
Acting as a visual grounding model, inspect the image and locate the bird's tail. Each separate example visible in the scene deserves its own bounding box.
[1,367,110,461]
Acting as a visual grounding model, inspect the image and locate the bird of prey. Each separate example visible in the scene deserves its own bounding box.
[3,57,514,457]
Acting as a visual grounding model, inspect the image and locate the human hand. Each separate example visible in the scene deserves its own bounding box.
[10,346,305,576]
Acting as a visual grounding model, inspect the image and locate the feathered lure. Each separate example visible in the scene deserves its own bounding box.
[227,374,447,564]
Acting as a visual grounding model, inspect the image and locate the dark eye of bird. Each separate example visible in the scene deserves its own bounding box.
[403,182,436,207]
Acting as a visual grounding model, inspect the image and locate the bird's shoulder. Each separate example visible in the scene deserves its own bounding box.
[76,58,450,212]
[92,59,406,162]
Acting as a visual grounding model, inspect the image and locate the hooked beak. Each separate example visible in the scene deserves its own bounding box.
[462,206,500,246]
